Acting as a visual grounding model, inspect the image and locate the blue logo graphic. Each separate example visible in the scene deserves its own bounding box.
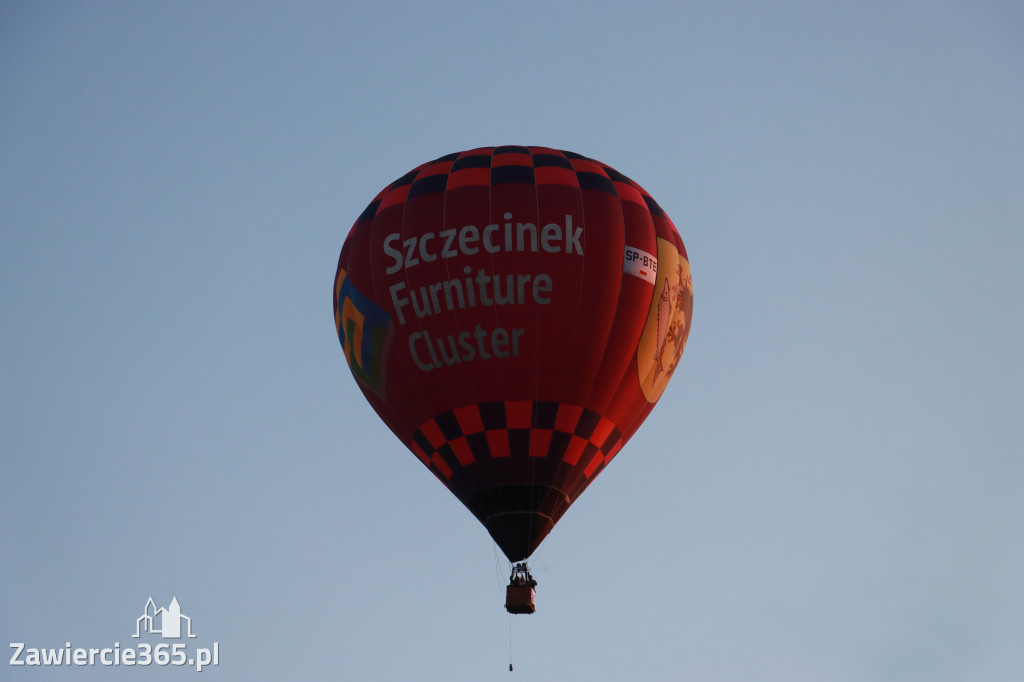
[336,273,391,397]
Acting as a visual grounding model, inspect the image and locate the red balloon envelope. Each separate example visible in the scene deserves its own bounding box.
[334,146,692,561]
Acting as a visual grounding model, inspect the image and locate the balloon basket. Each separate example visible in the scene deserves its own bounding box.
[505,563,537,614]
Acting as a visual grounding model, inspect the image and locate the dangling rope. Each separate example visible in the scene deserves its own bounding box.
[493,543,506,590]
[495,544,514,671]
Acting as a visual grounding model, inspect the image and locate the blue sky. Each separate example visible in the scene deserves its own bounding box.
[2,1,1022,680]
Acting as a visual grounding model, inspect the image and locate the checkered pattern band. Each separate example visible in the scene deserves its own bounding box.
[354,147,667,231]
[409,401,624,482]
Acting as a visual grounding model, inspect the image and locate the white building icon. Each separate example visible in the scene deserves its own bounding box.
[134,597,197,639]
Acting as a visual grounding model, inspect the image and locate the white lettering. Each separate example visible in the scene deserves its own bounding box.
[408,331,435,371]
[390,270,553,325]
[390,281,410,325]
[9,640,215,670]
[196,647,211,672]
[383,233,402,274]
[419,232,437,262]
[492,327,510,358]
[402,237,419,270]
[408,325,524,372]
[440,228,458,258]
[459,224,479,255]
[533,274,552,304]
[458,331,475,361]
[565,215,582,255]
[504,212,514,251]
[541,222,561,252]
[382,213,582,275]
[483,224,500,253]
[516,222,537,251]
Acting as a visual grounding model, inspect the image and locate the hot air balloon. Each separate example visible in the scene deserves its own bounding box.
[333,146,692,613]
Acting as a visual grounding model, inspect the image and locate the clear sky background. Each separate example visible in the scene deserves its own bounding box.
[2,2,1022,680]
